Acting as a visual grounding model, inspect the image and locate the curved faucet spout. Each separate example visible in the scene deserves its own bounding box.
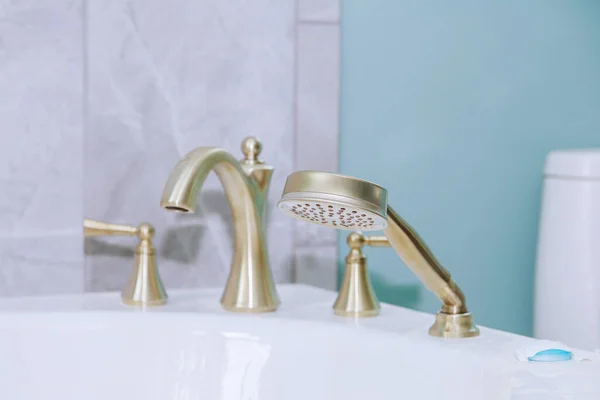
[160,138,279,313]
[161,147,262,212]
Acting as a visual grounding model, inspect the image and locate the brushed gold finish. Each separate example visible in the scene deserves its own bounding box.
[334,232,387,317]
[278,171,479,338]
[385,206,466,315]
[83,219,167,306]
[362,235,389,247]
[281,170,388,223]
[429,312,480,338]
[84,219,138,237]
[160,136,279,313]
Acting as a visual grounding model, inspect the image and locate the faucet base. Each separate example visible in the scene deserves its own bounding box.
[121,244,168,307]
[221,303,279,313]
[334,308,380,318]
[220,298,279,313]
[429,312,480,338]
[220,273,280,313]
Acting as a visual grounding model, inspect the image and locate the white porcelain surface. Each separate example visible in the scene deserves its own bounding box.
[544,149,600,178]
[0,285,598,399]
[535,165,600,350]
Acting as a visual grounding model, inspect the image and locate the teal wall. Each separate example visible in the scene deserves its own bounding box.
[339,1,600,336]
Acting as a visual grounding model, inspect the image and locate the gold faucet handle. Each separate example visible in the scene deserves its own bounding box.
[334,232,389,318]
[347,233,389,250]
[83,218,167,307]
[84,219,140,237]
[346,233,389,259]
[364,235,389,247]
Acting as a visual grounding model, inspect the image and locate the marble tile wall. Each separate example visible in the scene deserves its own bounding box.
[84,0,297,292]
[0,0,84,296]
[0,0,340,296]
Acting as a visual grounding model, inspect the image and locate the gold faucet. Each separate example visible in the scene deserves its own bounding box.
[278,171,479,338]
[160,137,279,312]
[334,232,386,318]
[83,219,168,306]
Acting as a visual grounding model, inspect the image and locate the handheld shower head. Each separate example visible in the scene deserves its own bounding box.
[278,171,388,231]
[278,170,479,338]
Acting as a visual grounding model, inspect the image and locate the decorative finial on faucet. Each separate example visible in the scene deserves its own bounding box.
[241,136,262,163]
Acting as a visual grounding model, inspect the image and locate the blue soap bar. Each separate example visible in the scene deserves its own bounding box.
[528,348,573,362]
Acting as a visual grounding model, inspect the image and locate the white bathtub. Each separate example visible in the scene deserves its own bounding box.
[0,284,597,399]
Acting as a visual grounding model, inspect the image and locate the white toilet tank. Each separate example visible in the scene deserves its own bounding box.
[534,150,600,350]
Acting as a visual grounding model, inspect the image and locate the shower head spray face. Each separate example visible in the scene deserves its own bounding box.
[278,199,386,230]
[277,171,389,231]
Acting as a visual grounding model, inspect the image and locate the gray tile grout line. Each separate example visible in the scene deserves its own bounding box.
[295,8,342,289]
[333,11,341,288]
[81,0,89,293]
[292,0,300,283]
